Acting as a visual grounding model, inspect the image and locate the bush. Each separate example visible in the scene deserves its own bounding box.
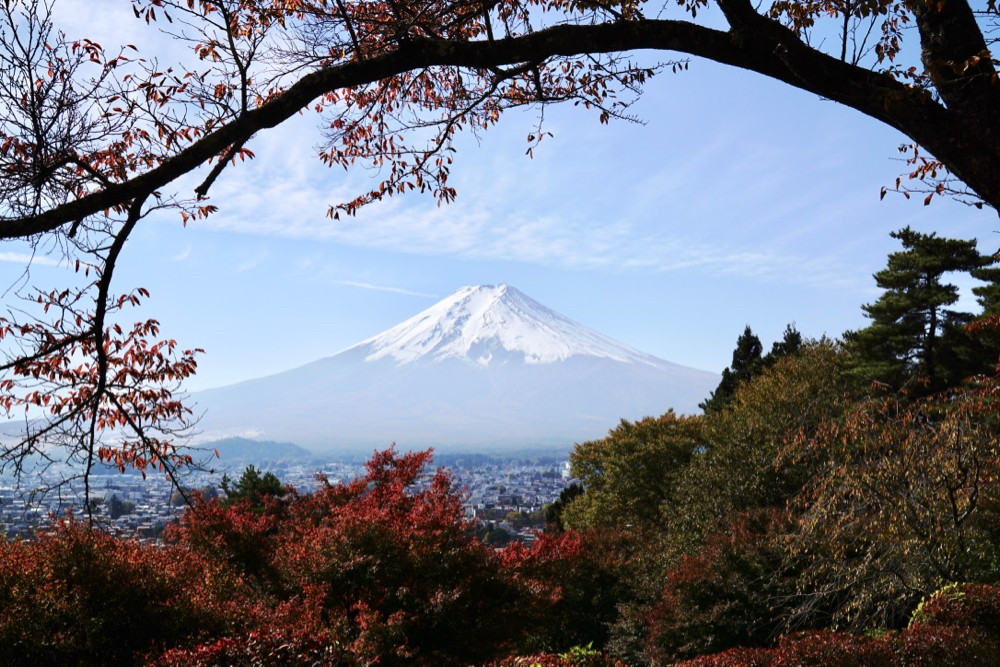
[505,529,638,654]
[171,448,537,665]
[492,644,627,667]
[0,517,242,666]
[678,584,1000,666]
[675,631,894,667]
[152,630,353,666]
[908,583,1000,637]
[645,510,794,664]
[900,583,1000,664]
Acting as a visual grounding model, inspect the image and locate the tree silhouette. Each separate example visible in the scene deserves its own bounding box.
[701,324,801,412]
[846,227,991,392]
[220,465,286,510]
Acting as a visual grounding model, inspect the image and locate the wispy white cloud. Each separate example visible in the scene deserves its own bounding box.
[202,186,862,290]
[171,246,192,262]
[296,253,322,270]
[0,252,58,266]
[237,250,268,272]
[177,107,876,292]
[333,280,438,298]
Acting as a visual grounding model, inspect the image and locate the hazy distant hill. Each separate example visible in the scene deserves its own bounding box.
[203,437,314,463]
[193,285,719,453]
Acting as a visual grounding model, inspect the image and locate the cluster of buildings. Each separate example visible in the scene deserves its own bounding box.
[0,456,575,543]
[436,459,572,544]
[0,473,183,539]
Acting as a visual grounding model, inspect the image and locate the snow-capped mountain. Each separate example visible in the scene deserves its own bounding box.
[354,284,675,368]
[193,285,719,453]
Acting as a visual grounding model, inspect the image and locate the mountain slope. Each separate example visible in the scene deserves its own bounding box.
[193,285,718,453]
[356,284,671,367]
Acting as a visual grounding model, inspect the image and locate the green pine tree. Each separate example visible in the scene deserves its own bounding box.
[963,248,1000,375]
[845,227,990,393]
[972,250,1000,317]
[700,326,763,413]
[701,324,803,413]
[764,323,803,366]
[220,465,286,510]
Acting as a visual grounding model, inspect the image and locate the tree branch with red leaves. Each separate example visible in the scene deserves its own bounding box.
[0,194,203,517]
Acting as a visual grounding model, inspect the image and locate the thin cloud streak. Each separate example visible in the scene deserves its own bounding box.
[203,199,861,290]
[334,280,438,298]
[0,252,58,266]
[237,250,268,272]
[183,115,871,292]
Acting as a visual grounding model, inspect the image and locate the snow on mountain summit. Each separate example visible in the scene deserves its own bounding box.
[350,284,667,368]
[193,284,720,451]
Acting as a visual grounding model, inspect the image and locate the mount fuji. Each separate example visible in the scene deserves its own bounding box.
[193,285,719,453]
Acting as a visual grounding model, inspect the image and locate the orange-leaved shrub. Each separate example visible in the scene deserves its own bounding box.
[167,448,541,665]
[677,583,1000,666]
[152,629,352,666]
[0,515,247,666]
[0,449,621,666]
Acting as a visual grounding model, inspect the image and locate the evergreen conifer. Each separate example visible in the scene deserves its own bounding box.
[846,227,990,392]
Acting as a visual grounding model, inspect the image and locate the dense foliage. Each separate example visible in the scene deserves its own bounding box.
[0,449,635,666]
[558,339,1000,664]
[675,583,1000,666]
[0,516,246,666]
[844,227,999,393]
[550,227,1000,664]
[3,341,1000,666]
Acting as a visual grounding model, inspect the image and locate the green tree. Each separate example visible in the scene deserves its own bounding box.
[701,324,803,413]
[700,326,763,413]
[845,227,990,393]
[544,483,585,534]
[673,341,851,543]
[966,256,1000,373]
[637,343,856,659]
[505,509,545,530]
[106,495,136,520]
[973,257,1000,318]
[481,525,514,546]
[563,410,705,531]
[220,466,286,510]
[767,323,803,361]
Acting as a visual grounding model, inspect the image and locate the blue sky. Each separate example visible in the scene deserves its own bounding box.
[4,3,997,391]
